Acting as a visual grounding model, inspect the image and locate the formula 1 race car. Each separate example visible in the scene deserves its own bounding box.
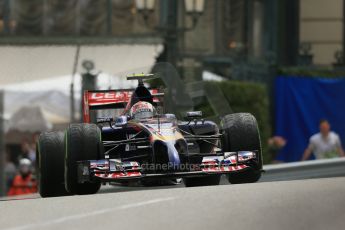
[36,74,263,197]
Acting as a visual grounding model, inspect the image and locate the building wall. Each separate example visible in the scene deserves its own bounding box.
[0,0,242,58]
[183,0,215,55]
[300,0,343,65]
[0,0,158,36]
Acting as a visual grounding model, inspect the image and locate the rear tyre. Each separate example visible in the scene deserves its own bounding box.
[65,123,102,195]
[183,175,221,187]
[36,132,69,197]
[221,113,262,184]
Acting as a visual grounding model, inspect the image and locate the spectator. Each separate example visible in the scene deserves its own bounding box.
[4,152,17,193]
[301,119,345,160]
[19,139,36,164]
[7,158,37,196]
[267,136,287,163]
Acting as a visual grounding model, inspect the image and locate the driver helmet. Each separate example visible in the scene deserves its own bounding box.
[130,101,156,120]
[19,158,32,176]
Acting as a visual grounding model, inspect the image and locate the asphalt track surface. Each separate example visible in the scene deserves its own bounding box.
[1,177,345,230]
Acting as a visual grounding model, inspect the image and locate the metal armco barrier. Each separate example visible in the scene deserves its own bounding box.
[261,158,345,182]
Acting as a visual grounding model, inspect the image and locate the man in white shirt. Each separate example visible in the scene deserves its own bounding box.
[302,119,345,160]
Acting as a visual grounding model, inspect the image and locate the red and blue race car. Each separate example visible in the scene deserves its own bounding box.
[36,74,263,197]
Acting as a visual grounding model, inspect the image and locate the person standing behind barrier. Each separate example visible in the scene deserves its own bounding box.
[301,119,345,160]
[7,158,37,196]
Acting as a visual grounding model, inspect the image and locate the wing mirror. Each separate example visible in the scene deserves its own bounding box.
[186,111,203,119]
[114,115,128,127]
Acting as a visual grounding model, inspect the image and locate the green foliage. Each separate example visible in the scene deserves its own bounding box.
[202,81,272,164]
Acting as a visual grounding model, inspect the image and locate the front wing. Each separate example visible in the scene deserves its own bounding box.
[77,151,258,183]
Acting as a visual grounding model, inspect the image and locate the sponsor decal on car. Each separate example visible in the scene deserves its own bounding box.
[87,89,160,106]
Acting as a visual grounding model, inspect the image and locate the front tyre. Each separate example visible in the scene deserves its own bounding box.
[37,132,69,197]
[65,123,102,195]
[221,113,263,184]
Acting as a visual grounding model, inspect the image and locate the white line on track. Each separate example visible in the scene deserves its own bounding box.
[4,197,175,230]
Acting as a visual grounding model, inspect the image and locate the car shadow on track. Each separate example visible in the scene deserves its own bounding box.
[98,176,233,194]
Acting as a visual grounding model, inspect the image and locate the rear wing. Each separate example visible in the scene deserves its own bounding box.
[83,89,163,123]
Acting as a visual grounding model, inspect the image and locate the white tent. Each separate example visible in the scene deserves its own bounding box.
[3,90,72,122]
[202,71,226,82]
[7,106,52,133]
